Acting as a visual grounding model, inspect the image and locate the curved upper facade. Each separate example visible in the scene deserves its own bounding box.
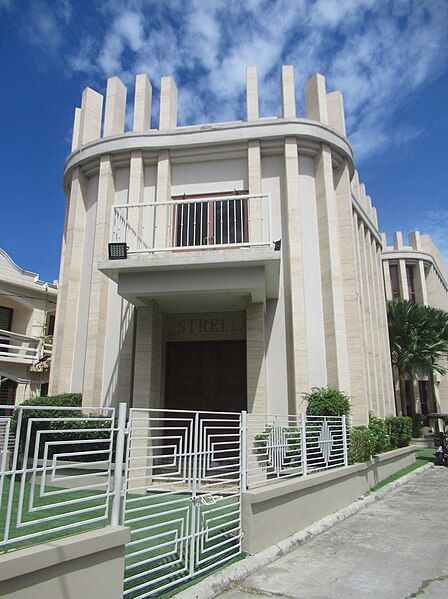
[50,65,394,425]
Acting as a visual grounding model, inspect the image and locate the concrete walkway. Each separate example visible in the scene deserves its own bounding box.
[218,467,448,599]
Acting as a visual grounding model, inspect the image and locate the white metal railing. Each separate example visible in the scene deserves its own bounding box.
[0,330,52,364]
[245,413,348,489]
[110,193,272,255]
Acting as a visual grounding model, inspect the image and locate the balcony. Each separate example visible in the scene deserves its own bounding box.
[0,330,52,369]
[101,193,280,310]
[110,193,272,254]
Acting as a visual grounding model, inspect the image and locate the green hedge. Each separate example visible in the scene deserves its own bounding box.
[305,387,351,417]
[12,393,114,462]
[385,416,413,448]
[368,412,391,454]
[348,426,376,463]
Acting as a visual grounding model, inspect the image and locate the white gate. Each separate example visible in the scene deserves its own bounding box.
[122,408,242,598]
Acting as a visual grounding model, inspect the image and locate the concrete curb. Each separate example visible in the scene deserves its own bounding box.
[176,463,433,598]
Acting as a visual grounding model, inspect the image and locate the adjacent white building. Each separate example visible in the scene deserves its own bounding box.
[49,65,395,425]
[0,249,57,404]
[382,231,448,415]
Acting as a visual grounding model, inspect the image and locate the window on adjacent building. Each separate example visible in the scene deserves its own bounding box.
[46,313,55,336]
[0,378,17,406]
[0,305,13,331]
[389,264,400,299]
[418,381,429,415]
[406,264,416,303]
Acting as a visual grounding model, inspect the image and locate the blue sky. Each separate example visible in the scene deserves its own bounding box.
[0,0,447,282]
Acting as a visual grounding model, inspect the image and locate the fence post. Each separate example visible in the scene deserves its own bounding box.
[300,413,307,476]
[111,402,127,526]
[241,411,248,491]
[342,415,349,467]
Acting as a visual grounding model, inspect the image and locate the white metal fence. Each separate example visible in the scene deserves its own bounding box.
[0,404,349,597]
[244,413,348,489]
[110,193,272,255]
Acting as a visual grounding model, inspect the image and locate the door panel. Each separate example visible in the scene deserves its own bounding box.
[165,340,247,412]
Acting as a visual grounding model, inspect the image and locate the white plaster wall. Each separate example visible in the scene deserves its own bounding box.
[171,157,248,195]
[71,175,98,391]
[115,167,129,204]
[298,154,327,388]
[261,155,289,413]
[143,165,157,201]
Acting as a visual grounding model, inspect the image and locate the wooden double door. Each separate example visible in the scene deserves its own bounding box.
[165,340,247,413]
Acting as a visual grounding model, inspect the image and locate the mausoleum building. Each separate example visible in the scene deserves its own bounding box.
[49,66,395,425]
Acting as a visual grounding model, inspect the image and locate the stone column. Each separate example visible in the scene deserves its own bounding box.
[154,150,171,249]
[409,231,428,305]
[103,77,127,137]
[334,161,367,423]
[326,91,346,135]
[133,74,152,132]
[246,66,263,243]
[83,156,115,406]
[49,168,87,394]
[314,145,350,393]
[159,76,177,131]
[368,236,386,417]
[394,232,409,300]
[280,66,308,408]
[71,108,81,152]
[78,88,103,145]
[246,301,267,414]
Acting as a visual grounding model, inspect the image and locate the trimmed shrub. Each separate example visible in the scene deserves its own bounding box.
[385,416,413,449]
[368,412,391,454]
[348,426,376,463]
[305,387,351,417]
[412,413,425,438]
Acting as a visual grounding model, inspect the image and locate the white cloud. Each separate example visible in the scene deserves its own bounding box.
[20,0,448,160]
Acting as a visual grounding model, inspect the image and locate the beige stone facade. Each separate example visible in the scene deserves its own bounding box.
[0,249,57,404]
[49,65,395,425]
[382,231,448,415]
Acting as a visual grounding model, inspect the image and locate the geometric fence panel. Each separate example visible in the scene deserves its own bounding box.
[122,408,242,599]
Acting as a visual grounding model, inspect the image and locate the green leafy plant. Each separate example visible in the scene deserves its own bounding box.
[385,416,413,449]
[348,426,376,463]
[387,300,448,415]
[368,412,391,454]
[412,413,425,438]
[305,387,351,417]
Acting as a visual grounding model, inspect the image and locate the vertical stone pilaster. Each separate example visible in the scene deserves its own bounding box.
[246,301,267,413]
[304,73,328,124]
[159,77,177,131]
[103,77,127,137]
[368,236,386,417]
[281,66,296,118]
[133,302,163,409]
[284,137,308,406]
[246,66,259,121]
[326,90,346,136]
[409,231,428,305]
[133,74,152,132]
[79,88,103,146]
[248,140,263,242]
[397,260,409,300]
[154,150,171,248]
[49,168,87,394]
[83,156,115,406]
[71,108,81,152]
[334,162,366,423]
[314,145,350,393]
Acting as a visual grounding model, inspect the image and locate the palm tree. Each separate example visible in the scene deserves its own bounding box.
[387,300,448,415]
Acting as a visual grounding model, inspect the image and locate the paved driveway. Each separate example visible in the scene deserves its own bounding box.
[218,467,448,599]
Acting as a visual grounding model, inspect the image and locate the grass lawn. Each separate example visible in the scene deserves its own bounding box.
[369,447,435,494]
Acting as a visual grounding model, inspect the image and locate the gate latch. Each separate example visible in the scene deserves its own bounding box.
[190,494,216,506]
